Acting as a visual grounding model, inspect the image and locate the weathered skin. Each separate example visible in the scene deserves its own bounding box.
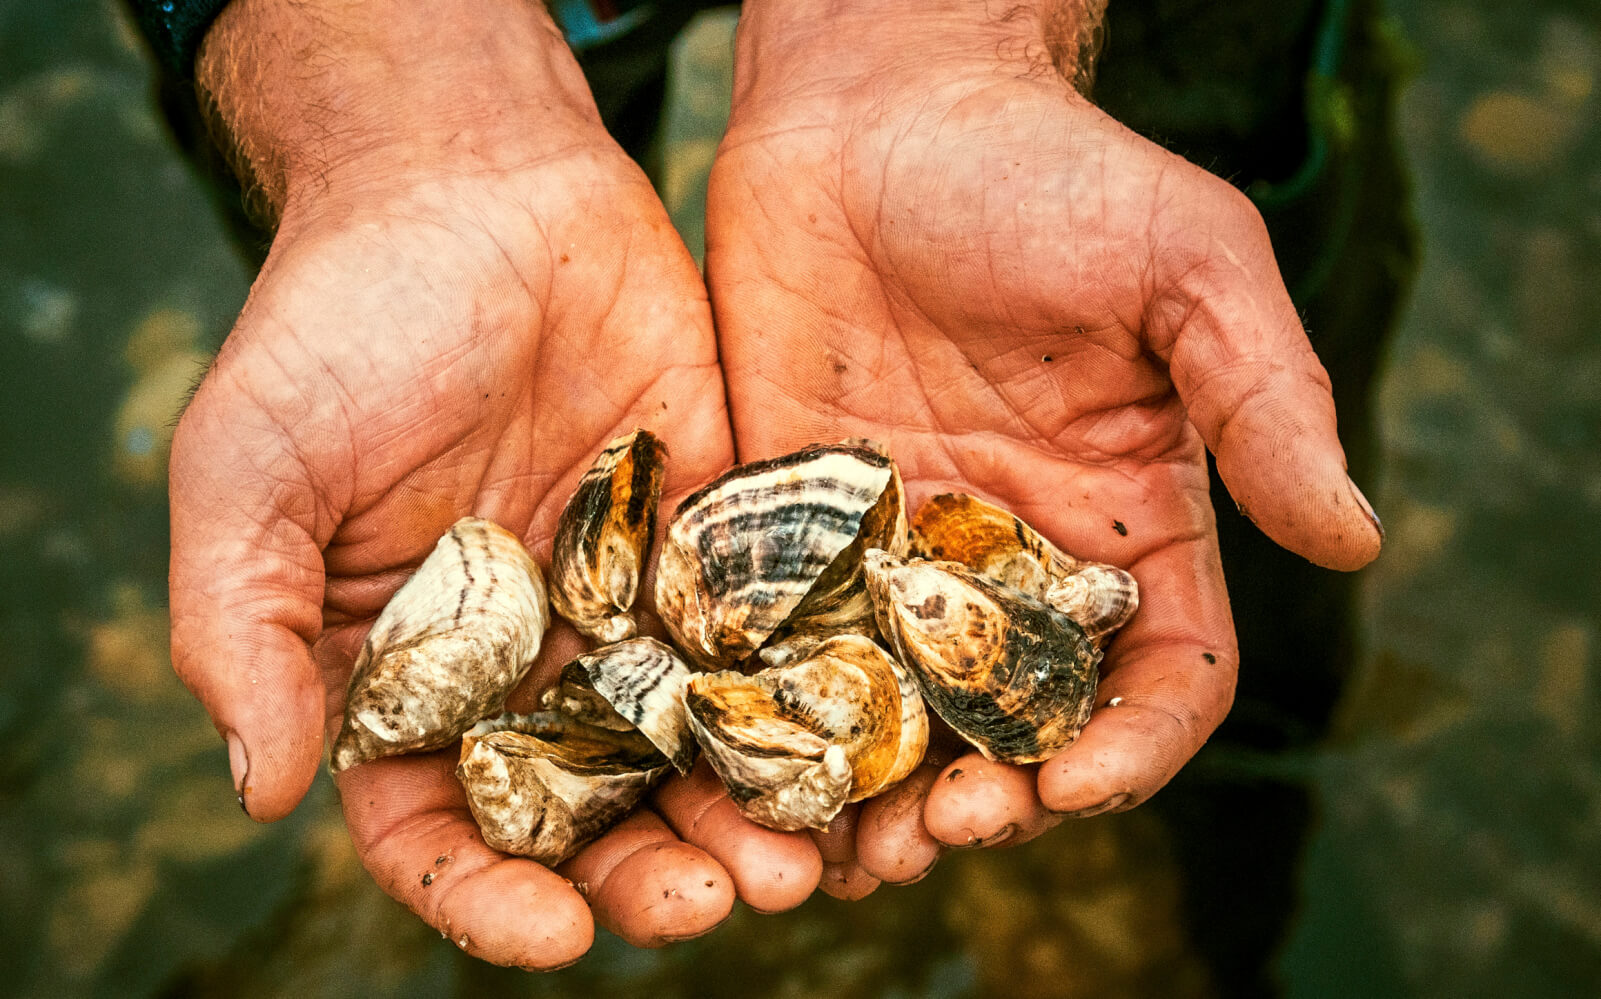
[709,0,1378,874]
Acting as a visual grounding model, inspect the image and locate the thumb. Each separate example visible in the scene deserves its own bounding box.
[169,393,328,822]
[1153,183,1383,571]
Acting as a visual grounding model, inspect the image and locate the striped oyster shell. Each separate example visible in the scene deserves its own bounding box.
[331,518,549,773]
[540,637,696,775]
[456,712,670,865]
[549,430,666,644]
[684,634,928,831]
[910,493,1138,646]
[655,442,908,671]
[865,550,1102,765]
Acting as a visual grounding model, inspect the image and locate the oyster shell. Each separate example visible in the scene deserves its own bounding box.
[910,493,1138,645]
[331,518,549,773]
[457,712,670,865]
[656,442,908,670]
[864,550,1102,765]
[540,637,696,775]
[685,634,928,830]
[549,430,666,644]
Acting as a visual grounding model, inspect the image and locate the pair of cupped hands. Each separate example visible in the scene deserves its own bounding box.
[168,0,1381,969]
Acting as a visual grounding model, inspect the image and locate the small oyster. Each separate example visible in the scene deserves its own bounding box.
[549,430,666,644]
[331,518,549,773]
[864,550,1102,764]
[685,634,928,830]
[656,442,908,670]
[910,493,1138,645]
[540,637,696,775]
[457,712,670,865]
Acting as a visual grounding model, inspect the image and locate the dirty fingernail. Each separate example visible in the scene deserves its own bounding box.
[226,732,250,813]
[1347,476,1384,542]
[1056,792,1130,818]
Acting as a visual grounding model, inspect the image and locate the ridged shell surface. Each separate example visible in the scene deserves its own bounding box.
[865,550,1102,764]
[684,674,852,831]
[456,712,670,865]
[656,443,906,670]
[685,634,927,830]
[549,430,666,644]
[541,637,696,774]
[332,518,549,773]
[910,493,1138,645]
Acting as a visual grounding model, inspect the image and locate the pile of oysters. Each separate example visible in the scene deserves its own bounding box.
[330,434,1138,865]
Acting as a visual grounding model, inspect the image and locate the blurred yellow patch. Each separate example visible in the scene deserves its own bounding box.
[48,858,158,980]
[1457,92,1578,172]
[86,582,172,701]
[1536,622,1592,737]
[126,307,201,372]
[113,352,207,488]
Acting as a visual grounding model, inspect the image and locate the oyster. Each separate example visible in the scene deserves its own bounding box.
[656,442,908,670]
[331,518,549,773]
[864,550,1102,764]
[910,493,1138,645]
[540,637,696,775]
[684,634,928,830]
[457,712,670,865]
[549,430,666,644]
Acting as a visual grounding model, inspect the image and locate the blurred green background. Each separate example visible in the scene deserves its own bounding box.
[2,1,1597,996]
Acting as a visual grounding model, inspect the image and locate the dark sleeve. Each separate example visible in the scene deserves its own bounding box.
[125,0,234,77]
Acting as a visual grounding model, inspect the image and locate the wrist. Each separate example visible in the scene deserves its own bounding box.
[731,0,1106,118]
[197,0,600,222]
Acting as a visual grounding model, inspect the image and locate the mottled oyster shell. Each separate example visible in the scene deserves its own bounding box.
[540,637,696,775]
[910,493,1138,645]
[685,634,928,830]
[549,430,666,644]
[656,442,908,670]
[457,712,670,865]
[864,550,1102,764]
[331,518,549,773]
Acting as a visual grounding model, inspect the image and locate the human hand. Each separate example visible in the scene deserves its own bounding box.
[706,0,1383,891]
[169,0,820,965]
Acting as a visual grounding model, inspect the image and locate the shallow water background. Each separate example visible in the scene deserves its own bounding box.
[1,1,1596,996]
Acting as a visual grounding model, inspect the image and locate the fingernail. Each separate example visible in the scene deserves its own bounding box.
[1055,792,1130,818]
[974,823,1019,849]
[1347,476,1384,542]
[226,733,250,816]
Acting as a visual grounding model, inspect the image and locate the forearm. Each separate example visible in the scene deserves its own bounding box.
[195,0,595,222]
